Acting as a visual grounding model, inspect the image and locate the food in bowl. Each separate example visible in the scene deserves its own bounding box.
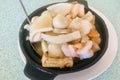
[24,2,101,68]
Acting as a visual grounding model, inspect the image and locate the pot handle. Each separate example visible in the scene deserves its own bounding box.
[24,62,57,80]
[67,0,88,7]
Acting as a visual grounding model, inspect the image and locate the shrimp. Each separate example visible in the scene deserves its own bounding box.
[70,3,85,18]
[71,4,79,18]
[79,50,94,60]
[61,44,79,57]
[61,41,93,59]
[77,41,94,60]
[78,4,85,17]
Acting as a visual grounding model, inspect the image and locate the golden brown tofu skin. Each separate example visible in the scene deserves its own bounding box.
[41,54,73,68]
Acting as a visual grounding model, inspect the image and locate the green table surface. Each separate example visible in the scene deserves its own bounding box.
[0,0,120,80]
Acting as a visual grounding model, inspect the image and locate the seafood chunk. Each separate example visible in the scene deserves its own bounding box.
[78,50,94,60]
[30,11,53,31]
[69,17,92,35]
[29,31,41,42]
[48,44,65,58]
[71,3,85,18]
[47,3,73,16]
[77,41,94,59]
[82,11,95,24]
[31,16,39,23]
[53,14,70,29]
[61,44,79,57]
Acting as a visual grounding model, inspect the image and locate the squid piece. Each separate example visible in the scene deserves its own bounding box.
[29,31,41,42]
[30,11,53,31]
[41,31,81,44]
[29,11,53,42]
[31,16,39,23]
[33,42,43,56]
[53,28,72,34]
[29,27,53,43]
[41,40,48,54]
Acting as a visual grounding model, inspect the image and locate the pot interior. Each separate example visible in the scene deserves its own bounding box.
[19,2,108,74]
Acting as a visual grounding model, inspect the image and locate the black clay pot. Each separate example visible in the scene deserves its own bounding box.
[19,0,108,80]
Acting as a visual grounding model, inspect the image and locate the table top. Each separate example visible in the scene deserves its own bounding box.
[0,0,120,80]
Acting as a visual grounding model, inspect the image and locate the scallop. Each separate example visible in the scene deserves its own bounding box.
[53,14,70,29]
